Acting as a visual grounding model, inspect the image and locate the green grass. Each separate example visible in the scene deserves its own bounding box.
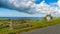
[0,18,60,34]
[31,18,60,28]
[12,17,60,34]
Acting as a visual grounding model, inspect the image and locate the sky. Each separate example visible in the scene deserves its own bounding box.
[0,0,60,17]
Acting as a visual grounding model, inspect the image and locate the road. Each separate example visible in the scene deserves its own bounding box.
[20,24,60,34]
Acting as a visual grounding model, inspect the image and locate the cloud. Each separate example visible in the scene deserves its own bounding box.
[32,1,59,14]
[0,0,60,15]
[0,0,37,14]
[57,0,60,6]
[54,0,60,14]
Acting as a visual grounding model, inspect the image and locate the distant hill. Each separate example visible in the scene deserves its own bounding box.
[0,17,43,20]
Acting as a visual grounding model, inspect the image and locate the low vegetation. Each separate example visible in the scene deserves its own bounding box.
[0,17,60,34]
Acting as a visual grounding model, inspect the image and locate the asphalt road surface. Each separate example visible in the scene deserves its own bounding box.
[20,24,60,34]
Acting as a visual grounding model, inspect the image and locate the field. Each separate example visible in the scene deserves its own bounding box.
[0,17,60,34]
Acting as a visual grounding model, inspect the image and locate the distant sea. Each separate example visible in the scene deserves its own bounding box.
[0,17,43,20]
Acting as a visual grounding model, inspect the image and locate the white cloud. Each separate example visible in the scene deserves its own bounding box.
[57,0,60,6]
[31,1,59,15]
[8,0,37,14]
[8,0,60,15]
[0,0,60,16]
[9,0,35,8]
[55,0,60,14]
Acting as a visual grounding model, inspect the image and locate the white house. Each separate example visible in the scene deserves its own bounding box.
[45,14,53,22]
[46,16,51,21]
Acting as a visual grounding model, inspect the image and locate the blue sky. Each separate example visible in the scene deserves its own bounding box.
[0,0,59,17]
[35,0,58,4]
[0,8,45,17]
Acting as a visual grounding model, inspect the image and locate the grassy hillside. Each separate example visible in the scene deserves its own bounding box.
[0,17,60,34]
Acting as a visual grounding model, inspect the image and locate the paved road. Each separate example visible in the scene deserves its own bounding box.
[20,24,60,34]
